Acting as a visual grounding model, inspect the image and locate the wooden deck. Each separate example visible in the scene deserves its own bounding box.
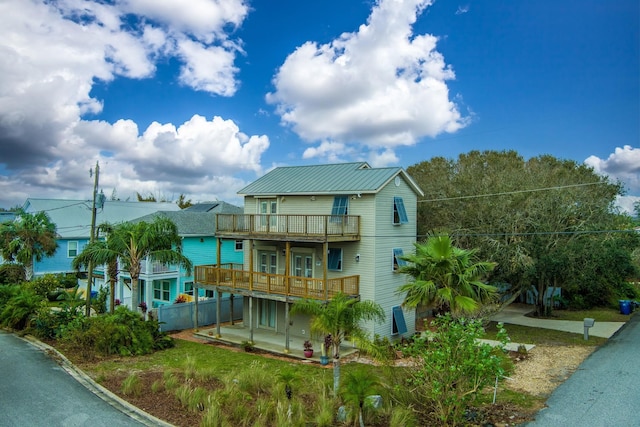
[214,214,360,242]
[194,264,359,300]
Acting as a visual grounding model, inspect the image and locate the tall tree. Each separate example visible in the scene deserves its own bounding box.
[0,210,57,280]
[290,293,385,394]
[72,224,120,313]
[72,217,192,311]
[408,150,635,315]
[398,235,497,316]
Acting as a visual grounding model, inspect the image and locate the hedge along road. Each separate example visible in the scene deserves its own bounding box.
[0,331,146,427]
[524,312,640,426]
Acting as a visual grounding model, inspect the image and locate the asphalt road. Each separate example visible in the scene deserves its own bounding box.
[0,331,145,427]
[525,312,640,426]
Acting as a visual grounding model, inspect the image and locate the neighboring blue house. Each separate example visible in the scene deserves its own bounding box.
[21,198,180,279]
[112,202,245,309]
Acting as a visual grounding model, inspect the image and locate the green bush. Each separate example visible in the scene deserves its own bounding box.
[58,306,173,359]
[0,287,44,330]
[0,284,20,310]
[0,264,26,285]
[26,274,61,299]
[398,314,512,426]
[91,285,109,314]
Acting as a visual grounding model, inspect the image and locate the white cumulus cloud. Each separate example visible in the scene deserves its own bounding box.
[585,145,640,215]
[0,0,259,208]
[267,0,467,165]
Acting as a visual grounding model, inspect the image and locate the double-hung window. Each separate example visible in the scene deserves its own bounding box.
[393,197,409,225]
[153,281,171,301]
[328,248,343,271]
[67,241,78,258]
[330,196,348,223]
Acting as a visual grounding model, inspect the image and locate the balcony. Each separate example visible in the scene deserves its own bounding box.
[215,214,360,242]
[194,264,359,301]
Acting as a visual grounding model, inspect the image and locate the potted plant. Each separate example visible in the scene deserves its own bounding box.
[303,340,314,358]
[320,334,332,365]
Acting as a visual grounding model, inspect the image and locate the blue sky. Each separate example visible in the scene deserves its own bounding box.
[0,0,638,212]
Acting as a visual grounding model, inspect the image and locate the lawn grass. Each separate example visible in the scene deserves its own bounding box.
[484,322,607,347]
[549,307,633,322]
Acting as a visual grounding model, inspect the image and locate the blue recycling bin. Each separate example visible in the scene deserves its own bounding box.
[619,300,632,315]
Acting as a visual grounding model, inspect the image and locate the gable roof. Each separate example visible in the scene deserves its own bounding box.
[184,201,244,213]
[238,162,423,197]
[133,202,242,236]
[22,198,180,239]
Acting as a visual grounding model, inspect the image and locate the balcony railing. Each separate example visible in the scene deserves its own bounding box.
[215,214,360,241]
[194,264,359,300]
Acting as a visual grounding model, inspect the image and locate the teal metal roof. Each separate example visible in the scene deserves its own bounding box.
[239,162,423,196]
[133,202,242,236]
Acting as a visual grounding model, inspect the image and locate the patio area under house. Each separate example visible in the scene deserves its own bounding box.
[192,162,423,358]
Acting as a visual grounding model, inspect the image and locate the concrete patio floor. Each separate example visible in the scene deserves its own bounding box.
[193,322,358,363]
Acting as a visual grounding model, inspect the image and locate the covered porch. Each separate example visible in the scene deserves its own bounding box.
[193,322,358,362]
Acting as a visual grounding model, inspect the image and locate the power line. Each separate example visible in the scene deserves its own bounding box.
[418,182,605,203]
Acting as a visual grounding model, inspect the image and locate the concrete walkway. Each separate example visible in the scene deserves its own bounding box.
[490,304,626,338]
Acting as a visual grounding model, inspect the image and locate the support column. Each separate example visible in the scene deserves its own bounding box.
[249,296,254,344]
[284,299,290,353]
[216,288,221,338]
[194,285,199,331]
[323,242,329,301]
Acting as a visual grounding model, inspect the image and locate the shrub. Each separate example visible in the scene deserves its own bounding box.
[26,274,61,299]
[0,287,44,330]
[0,264,26,285]
[398,314,512,426]
[57,306,174,358]
[91,285,109,314]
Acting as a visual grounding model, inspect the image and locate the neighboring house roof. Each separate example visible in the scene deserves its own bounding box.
[132,202,242,237]
[238,162,424,196]
[22,198,180,239]
[184,201,244,214]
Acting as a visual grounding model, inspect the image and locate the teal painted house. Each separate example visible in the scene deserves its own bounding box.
[114,202,244,309]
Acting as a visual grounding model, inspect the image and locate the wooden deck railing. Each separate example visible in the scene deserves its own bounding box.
[215,214,360,240]
[194,264,359,300]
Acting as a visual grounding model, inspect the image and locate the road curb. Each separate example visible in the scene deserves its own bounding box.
[20,334,174,427]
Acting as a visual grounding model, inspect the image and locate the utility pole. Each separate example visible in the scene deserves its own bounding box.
[85,161,99,316]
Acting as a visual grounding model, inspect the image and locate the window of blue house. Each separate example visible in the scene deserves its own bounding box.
[393,197,409,224]
[67,241,78,258]
[393,248,406,272]
[184,282,194,295]
[235,240,243,251]
[328,248,342,271]
[392,306,408,335]
[153,280,170,301]
[330,196,349,223]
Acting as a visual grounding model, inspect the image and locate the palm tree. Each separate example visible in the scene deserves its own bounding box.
[290,293,385,394]
[0,210,57,280]
[341,367,381,427]
[398,235,497,316]
[72,217,192,311]
[72,233,119,313]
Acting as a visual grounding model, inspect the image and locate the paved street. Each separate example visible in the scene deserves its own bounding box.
[524,313,640,426]
[0,331,145,427]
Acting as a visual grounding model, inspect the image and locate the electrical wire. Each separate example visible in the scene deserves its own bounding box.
[418,182,606,203]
